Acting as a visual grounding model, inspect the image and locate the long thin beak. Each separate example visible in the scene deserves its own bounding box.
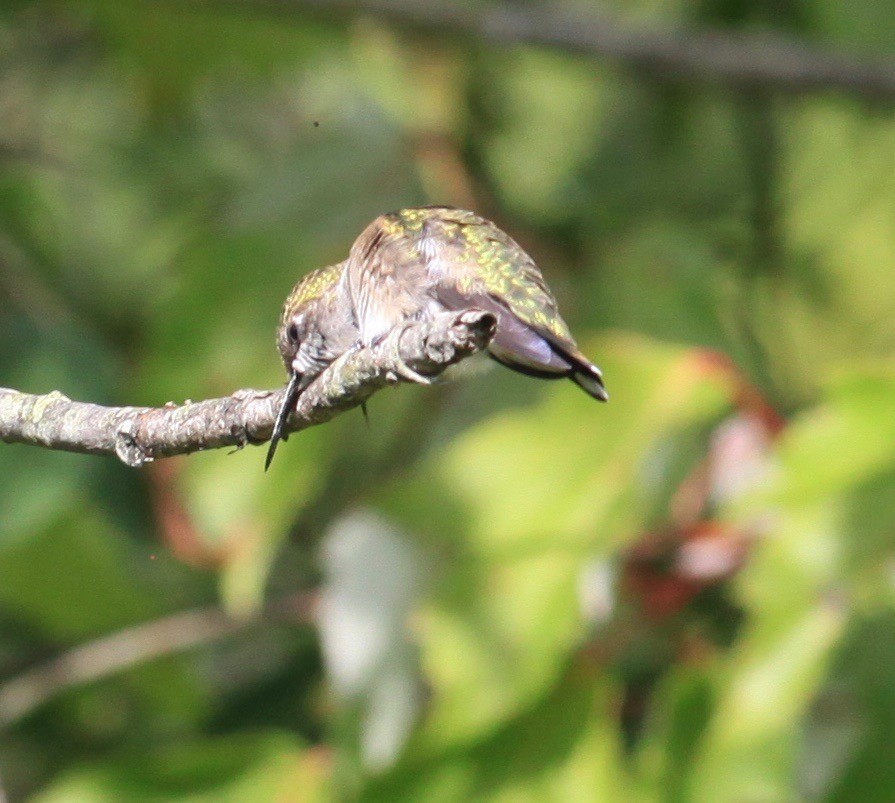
[265,370,303,471]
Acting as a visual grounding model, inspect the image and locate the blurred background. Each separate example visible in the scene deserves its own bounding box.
[2,0,895,800]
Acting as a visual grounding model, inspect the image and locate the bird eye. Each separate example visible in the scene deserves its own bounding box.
[287,323,299,343]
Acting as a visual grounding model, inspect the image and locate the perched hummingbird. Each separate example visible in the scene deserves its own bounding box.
[344,206,608,400]
[266,262,358,469]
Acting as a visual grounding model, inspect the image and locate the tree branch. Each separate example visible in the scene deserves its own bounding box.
[0,309,497,467]
[208,0,895,100]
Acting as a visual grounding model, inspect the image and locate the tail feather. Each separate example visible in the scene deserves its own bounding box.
[548,342,609,402]
[435,286,608,401]
[490,343,608,401]
[570,362,609,401]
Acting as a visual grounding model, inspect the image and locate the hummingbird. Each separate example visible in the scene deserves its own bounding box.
[343,206,608,401]
[266,261,358,470]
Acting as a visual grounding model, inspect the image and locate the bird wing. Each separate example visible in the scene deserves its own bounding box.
[346,213,433,343]
[419,208,580,374]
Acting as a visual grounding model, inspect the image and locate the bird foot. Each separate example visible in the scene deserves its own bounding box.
[389,361,433,385]
[389,322,433,385]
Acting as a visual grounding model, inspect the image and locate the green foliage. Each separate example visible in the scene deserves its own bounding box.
[2,1,895,800]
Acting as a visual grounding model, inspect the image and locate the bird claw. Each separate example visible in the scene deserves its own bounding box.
[390,321,433,385]
[367,325,433,385]
[390,360,433,385]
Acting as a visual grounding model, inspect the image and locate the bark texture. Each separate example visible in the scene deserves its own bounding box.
[0,309,496,467]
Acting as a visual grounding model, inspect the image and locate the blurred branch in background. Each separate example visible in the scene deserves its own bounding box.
[210,0,895,99]
[0,590,317,730]
[0,310,496,466]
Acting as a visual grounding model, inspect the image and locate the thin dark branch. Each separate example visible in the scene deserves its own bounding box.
[204,0,895,99]
[0,309,497,467]
[0,590,317,729]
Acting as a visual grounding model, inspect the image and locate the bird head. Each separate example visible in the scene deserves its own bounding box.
[267,262,356,469]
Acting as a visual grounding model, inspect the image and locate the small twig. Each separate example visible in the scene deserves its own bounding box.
[0,309,497,467]
[0,590,318,730]
[200,0,895,100]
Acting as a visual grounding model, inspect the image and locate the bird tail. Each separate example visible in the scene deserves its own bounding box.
[550,342,608,402]
[570,361,609,401]
[441,289,609,401]
[488,333,609,402]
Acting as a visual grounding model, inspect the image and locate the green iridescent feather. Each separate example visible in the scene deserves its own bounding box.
[283,262,343,314]
[395,207,574,344]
